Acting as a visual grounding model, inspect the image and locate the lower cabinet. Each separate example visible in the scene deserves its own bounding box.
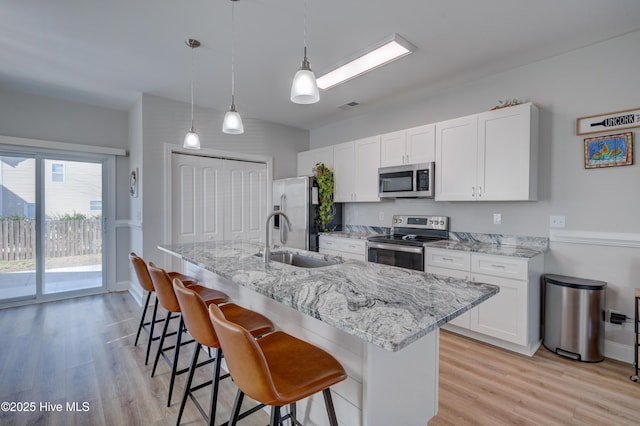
[425,247,544,356]
[319,235,367,262]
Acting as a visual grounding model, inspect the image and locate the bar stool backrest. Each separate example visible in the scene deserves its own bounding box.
[208,304,280,405]
[173,278,221,348]
[130,252,154,293]
[148,264,181,313]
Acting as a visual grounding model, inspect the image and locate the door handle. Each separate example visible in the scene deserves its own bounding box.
[471,186,475,197]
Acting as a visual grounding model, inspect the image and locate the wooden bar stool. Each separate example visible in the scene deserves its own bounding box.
[130,252,198,365]
[208,304,348,426]
[148,264,229,407]
[173,278,275,425]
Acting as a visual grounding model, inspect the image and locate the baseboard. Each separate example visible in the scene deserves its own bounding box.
[604,339,634,364]
[112,280,130,292]
[441,324,539,356]
[128,282,143,306]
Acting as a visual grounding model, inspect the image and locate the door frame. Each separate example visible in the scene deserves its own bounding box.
[162,144,273,268]
[0,135,124,307]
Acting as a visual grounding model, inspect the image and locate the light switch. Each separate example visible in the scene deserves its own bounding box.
[493,213,502,225]
[550,215,565,228]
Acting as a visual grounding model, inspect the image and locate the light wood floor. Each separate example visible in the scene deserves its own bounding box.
[0,292,638,425]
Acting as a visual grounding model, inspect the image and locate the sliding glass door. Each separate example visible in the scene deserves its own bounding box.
[0,153,105,304]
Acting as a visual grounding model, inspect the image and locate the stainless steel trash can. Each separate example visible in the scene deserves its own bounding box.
[542,274,606,362]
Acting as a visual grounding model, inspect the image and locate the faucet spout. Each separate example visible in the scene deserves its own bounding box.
[264,210,292,264]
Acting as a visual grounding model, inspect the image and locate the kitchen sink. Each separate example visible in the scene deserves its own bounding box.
[255,251,343,268]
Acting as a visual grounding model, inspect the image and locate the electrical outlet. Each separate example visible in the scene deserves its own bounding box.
[493,213,502,225]
[379,211,385,221]
[550,215,565,228]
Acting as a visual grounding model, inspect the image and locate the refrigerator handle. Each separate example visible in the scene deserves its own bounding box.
[280,194,287,244]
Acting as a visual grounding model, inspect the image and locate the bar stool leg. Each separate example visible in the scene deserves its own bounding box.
[152,310,172,377]
[134,290,152,346]
[323,388,339,426]
[229,390,245,426]
[167,315,185,406]
[208,348,223,426]
[177,342,202,425]
[289,402,297,425]
[269,406,281,426]
[145,298,160,365]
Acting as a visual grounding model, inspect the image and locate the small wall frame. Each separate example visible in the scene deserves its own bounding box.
[584,132,633,169]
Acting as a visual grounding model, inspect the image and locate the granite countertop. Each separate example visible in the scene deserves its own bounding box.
[319,231,381,240]
[158,240,498,352]
[424,240,544,258]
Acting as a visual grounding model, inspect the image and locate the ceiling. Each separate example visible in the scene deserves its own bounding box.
[2,0,640,130]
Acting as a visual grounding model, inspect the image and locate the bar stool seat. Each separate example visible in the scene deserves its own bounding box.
[173,278,274,425]
[148,264,229,407]
[130,252,199,365]
[209,304,347,426]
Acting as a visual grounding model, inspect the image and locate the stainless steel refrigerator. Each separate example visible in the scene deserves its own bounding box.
[272,176,343,251]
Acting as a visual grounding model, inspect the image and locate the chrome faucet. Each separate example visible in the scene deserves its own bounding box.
[264,210,292,263]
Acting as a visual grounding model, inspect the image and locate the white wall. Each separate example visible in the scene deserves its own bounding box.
[133,94,308,267]
[310,31,640,351]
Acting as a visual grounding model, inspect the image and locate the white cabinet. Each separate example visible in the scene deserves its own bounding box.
[435,103,538,201]
[380,124,435,167]
[425,247,544,356]
[334,136,381,202]
[319,234,367,262]
[297,146,334,177]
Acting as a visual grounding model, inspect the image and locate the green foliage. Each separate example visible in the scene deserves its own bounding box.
[0,214,28,221]
[313,162,336,232]
[53,212,87,221]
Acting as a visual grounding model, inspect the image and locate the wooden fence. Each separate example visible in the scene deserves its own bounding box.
[0,219,102,261]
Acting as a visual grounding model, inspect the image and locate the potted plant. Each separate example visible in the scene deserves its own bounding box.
[313,162,336,232]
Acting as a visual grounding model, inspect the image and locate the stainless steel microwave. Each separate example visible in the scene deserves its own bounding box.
[378,162,435,198]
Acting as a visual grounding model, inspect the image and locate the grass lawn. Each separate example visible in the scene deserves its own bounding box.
[0,254,102,272]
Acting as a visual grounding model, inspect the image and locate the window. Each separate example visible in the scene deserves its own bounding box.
[90,200,102,211]
[51,163,65,182]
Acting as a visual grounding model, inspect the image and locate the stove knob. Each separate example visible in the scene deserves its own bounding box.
[428,220,434,225]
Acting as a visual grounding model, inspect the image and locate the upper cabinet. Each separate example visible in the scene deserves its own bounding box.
[380,124,435,167]
[297,146,334,177]
[334,136,381,202]
[435,103,538,201]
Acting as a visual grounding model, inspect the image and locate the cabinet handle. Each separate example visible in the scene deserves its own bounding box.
[478,186,483,197]
[441,257,454,262]
[471,186,475,197]
[491,264,506,269]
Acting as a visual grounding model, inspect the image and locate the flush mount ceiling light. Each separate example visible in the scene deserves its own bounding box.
[316,33,416,90]
[222,0,244,134]
[183,38,201,149]
[290,0,319,104]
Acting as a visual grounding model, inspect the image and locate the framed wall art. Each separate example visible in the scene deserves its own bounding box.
[576,107,640,135]
[129,168,139,197]
[584,132,633,169]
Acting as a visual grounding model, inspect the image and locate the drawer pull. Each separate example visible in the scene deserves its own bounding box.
[491,264,506,268]
[441,257,454,262]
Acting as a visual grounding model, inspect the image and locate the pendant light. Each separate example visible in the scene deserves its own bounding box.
[184,38,201,149]
[290,0,319,104]
[222,0,244,134]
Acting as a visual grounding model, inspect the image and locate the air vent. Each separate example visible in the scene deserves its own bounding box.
[338,101,360,111]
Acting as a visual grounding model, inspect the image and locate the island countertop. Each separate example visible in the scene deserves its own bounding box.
[159,240,499,352]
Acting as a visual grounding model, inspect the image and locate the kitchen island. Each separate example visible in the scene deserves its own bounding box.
[159,240,498,426]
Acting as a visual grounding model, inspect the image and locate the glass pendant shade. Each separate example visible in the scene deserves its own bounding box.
[222,103,244,134]
[291,53,319,104]
[183,126,201,149]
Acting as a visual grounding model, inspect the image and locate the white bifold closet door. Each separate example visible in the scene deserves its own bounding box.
[171,153,268,245]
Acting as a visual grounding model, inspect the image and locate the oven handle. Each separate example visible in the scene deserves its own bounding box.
[367,242,424,254]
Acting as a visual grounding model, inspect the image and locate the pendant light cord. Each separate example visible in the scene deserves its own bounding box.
[303,0,308,57]
[231,1,236,105]
[190,45,195,127]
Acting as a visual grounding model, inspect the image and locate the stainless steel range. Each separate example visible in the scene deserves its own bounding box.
[367,215,449,271]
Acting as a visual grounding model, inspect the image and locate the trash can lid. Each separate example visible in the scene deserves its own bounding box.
[544,274,607,290]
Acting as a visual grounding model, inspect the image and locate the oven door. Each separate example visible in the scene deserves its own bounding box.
[367,242,424,271]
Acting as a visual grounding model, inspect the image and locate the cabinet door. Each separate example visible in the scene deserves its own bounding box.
[354,136,381,202]
[435,115,478,201]
[333,141,355,202]
[469,273,527,345]
[406,124,435,165]
[380,130,407,167]
[297,146,334,177]
[477,103,537,200]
